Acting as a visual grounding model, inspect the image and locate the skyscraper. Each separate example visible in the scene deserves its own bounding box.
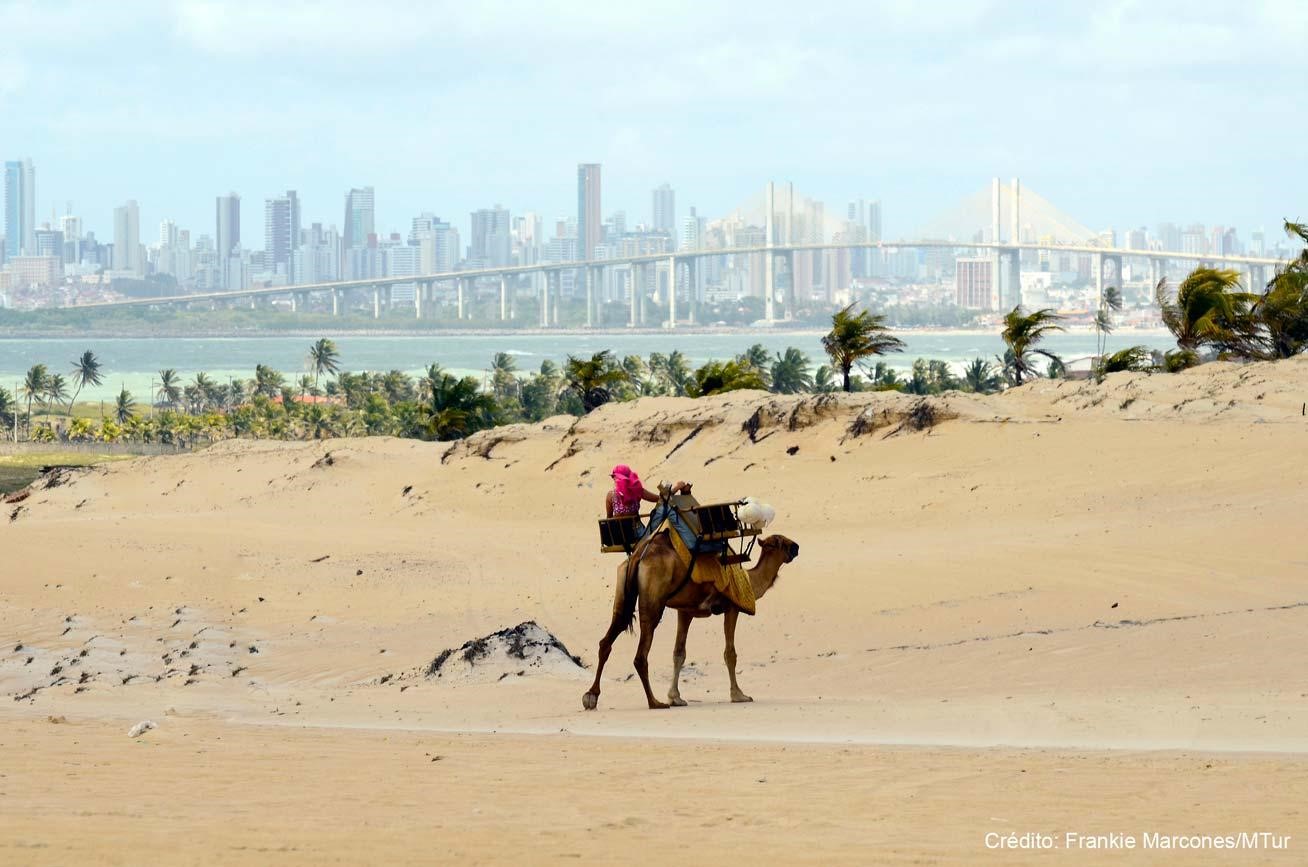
[113,200,142,276]
[216,193,241,286]
[3,158,36,258]
[577,164,601,260]
[264,190,301,281]
[652,183,675,235]
[470,205,512,266]
[343,187,375,252]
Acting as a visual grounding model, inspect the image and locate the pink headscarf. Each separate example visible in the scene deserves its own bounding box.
[611,465,643,505]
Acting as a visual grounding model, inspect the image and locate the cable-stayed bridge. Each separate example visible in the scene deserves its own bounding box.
[69,178,1289,327]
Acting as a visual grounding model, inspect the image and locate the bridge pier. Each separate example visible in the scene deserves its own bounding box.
[627,264,638,328]
[457,277,466,320]
[764,182,775,323]
[686,259,696,325]
[667,256,677,328]
[500,274,508,321]
[372,286,380,319]
[585,266,594,328]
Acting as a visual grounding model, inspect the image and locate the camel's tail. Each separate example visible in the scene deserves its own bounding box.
[614,553,641,635]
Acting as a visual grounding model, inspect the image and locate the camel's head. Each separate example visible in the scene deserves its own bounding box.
[760,534,800,564]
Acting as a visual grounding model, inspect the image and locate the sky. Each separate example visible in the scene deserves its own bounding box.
[2,0,1305,245]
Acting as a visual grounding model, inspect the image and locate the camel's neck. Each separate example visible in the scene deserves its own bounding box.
[747,549,786,600]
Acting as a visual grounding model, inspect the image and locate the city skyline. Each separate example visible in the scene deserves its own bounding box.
[1,1,1304,242]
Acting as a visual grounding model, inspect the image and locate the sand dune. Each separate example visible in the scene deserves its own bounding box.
[4,358,1308,863]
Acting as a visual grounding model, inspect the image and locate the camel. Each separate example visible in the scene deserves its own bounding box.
[581,532,799,710]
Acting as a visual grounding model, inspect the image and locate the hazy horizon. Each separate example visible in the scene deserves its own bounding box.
[3,0,1305,241]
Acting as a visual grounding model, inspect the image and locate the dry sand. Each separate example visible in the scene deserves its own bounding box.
[4,357,1308,864]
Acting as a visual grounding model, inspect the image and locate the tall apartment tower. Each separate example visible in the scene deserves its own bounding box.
[343,187,375,252]
[3,158,36,258]
[216,193,241,286]
[264,190,302,281]
[113,200,142,276]
[577,164,601,260]
[652,183,675,235]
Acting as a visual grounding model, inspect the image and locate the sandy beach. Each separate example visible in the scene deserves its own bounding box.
[4,357,1307,864]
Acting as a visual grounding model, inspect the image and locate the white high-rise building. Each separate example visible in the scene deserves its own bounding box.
[3,159,36,259]
[113,200,142,276]
[652,183,675,235]
[216,193,240,286]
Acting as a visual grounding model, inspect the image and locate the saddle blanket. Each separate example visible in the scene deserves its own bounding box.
[666,528,756,616]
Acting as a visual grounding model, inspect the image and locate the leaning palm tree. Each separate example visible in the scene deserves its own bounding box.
[821,304,906,393]
[562,350,628,413]
[157,368,182,409]
[21,364,49,429]
[308,338,341,386]
[192,372,216,411]
[114,386,136,423]
[1156,269,1258,364]
[67,350,104,413]
[769,347,813,394]
[999,306,1065,386]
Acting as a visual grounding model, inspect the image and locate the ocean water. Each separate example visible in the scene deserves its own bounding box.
[0,329,1176,403]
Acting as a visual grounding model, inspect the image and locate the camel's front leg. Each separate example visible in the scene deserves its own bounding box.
[668,610,694,706]
[723,608,752,703]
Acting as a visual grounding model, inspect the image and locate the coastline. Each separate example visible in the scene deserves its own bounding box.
[0,324,1170,341]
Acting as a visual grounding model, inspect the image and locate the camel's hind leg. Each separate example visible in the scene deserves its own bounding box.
[723,608,752,703]
[668,610,693,706]
[581,615,624,711]
[634,597,669,709]
[583,562,636,710]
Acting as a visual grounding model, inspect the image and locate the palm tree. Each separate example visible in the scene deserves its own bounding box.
[308,338,341,386]
[769,348,813,394]
[0,386,15,435]
[1098,346,1153,375]
[962,357,1001,394]
[562,350,628,413]
[999,306,1065,386]
[22,364,49,424]
[1155,269,1257,364]
[688,359,767,397]
[421,367,497,440]
[44,373,69,413]
[664,350,692,397]
[158,368,182,408]
[813,365,838,393]
[1250,221,1308,359]
[821,304,906,392]
[114,386,136,423]
[1094,285,1123,365]
[192,372,216,411]
[254,364,285,398]
[67,350,104,413]
[734,345,772,391]
[489,352,519,401]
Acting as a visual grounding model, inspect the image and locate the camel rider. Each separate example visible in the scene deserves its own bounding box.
[605,465,691,518]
